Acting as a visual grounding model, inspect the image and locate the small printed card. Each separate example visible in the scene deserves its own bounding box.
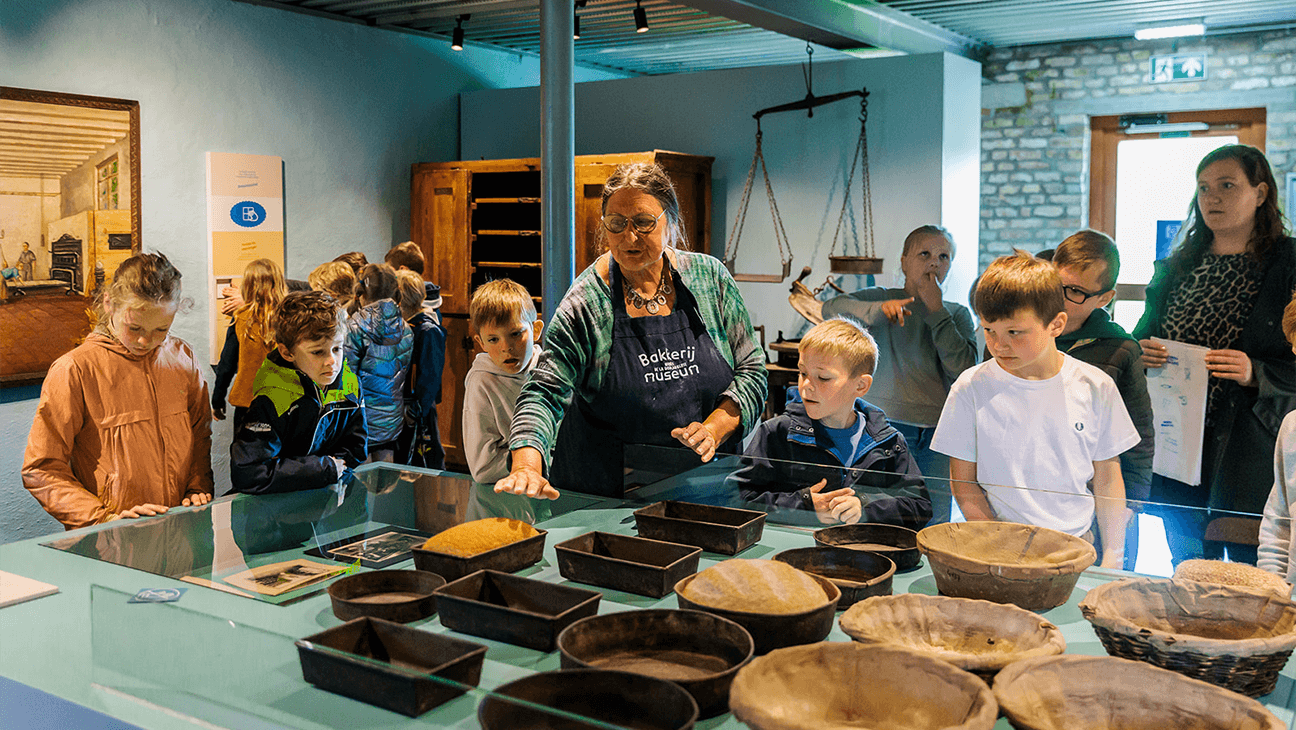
[128,587,187,603]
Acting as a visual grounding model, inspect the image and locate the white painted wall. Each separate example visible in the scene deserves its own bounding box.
[0,0,629,544]
[460,53,982,343]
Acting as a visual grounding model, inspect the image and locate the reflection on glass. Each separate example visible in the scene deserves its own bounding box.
[45,455,1284,600]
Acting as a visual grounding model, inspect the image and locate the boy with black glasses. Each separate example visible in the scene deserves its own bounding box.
[1046,230,1155,569]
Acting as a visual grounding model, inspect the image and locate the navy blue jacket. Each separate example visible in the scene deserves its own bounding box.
[229,351,368,494]
[728,390,931,529]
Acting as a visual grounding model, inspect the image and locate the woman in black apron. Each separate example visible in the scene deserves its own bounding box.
[496,163,768,499]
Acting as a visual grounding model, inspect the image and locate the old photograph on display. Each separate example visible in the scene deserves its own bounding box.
[305,526,431,569]
[222,559,344,597]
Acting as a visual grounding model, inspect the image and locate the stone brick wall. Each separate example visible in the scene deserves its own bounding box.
[979,31,1296,270]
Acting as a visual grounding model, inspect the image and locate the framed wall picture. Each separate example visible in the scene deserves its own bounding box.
[0,86,141,387]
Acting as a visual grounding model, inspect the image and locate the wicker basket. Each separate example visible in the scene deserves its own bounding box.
[1079,577,1296,697]
[838,593,1065,680]
[916,522,1096,611]
[994,655,1284,730]
[728,642,998,730]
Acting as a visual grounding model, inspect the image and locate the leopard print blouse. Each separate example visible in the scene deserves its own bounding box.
[1162,252,1263,418]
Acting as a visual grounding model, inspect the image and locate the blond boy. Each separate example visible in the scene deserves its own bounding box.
[728,318,931,528]
[462,279,543,484]
[931,251,1139,568]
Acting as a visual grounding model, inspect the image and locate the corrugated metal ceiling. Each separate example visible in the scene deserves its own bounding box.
[877,0,1296,48]
[234,0,1296,76]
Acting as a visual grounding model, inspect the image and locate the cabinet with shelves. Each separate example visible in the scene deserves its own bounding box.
[410,150,713,469]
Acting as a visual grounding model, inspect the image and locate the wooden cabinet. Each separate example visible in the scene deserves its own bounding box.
[410,151,713,469]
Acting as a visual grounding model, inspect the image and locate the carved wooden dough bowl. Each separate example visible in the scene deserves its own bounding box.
[839,593,1065,679]
[994,655,1285,730]
[728,642,998,730]
[917,521,1096,610]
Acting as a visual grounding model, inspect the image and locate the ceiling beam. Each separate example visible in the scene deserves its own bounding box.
[681,0,981,58]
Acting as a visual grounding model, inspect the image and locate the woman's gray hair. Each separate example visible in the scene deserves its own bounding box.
[599,162,688,250]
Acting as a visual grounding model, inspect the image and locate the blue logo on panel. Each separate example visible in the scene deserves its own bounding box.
[231,201,267,228]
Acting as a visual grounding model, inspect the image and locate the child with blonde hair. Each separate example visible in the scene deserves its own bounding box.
[24,252,214,528]
[728,317,930,527]
[463,279,542,484]
[346,263,413,462]
[309,261,357,314]
[212,258,287,428]
[395,270,446,468]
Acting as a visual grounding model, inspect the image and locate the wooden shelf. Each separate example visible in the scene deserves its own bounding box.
[473,261,542,269]
[475,197,540,205]
[475,229,541,237]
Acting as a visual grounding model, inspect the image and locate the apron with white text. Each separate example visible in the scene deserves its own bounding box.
[549,259,735,497]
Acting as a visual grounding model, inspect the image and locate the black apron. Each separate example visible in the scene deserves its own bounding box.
[549,259,735,497]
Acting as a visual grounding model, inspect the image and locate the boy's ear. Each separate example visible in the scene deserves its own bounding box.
[855,373,873,396]
[1096,288,1117,309]
[471,333,483,351]
[276,342,295,363]
[1047,311,1068,337]
[531,319,544,341]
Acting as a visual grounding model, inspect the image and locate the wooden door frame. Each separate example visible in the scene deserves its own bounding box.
[1088,107,1265,302]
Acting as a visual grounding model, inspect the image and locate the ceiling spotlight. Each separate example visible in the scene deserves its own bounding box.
[634,1,648,33]
[451,15,467,51]
[1134,21,1205,41]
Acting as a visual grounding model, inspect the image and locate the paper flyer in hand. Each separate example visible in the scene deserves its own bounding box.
[1147,337,1209,486]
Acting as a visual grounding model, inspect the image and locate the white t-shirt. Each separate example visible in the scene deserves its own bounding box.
[930,354,1141,536]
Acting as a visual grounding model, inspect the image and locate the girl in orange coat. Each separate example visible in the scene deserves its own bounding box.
[211,258,287,429]
[23,252,214,529]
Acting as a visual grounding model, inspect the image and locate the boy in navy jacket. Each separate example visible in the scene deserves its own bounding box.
[728,318,930,529]
[231,291,367,494]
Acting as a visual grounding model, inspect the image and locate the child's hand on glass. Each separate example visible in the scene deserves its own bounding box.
[115,503,170,520]
[808,479,863,524]
[181,492,212,507]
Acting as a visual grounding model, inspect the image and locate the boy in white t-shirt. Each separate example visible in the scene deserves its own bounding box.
[931,251,1140,569]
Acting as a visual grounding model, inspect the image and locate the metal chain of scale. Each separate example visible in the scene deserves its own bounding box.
[828,94,876,262]
[623,261,673,314]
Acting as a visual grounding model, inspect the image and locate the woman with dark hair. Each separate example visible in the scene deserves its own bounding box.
[496,163,767,498]
[1136,144,1296,565]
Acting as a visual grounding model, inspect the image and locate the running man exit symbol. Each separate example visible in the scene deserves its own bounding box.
[230,200,267,228]
[1150,53,1207,83]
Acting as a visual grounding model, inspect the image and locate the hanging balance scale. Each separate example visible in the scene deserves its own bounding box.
[827,91,883,276]
[723,48,881,325]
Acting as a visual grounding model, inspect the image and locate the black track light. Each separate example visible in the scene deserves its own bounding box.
[634,1,648,33]
[451,15,466,51]
[573,13,581,39]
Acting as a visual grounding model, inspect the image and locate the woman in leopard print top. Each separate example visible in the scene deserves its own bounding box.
[1135,144,1296,566]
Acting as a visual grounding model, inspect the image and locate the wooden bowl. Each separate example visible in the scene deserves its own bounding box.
[478,668,698,730]
[772,547,894,609]
[994,655,1284,730]
[557,609,753,718]
[813,523,920,571]
[729,642,997,730]
[839,593,1065,679]
[674,562,840,655]
[917,521,1095,610]
[326,569,445,624]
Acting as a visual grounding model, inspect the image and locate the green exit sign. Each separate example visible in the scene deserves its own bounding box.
[1150,53,1208,83]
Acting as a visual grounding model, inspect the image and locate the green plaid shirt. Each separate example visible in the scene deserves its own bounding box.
[510,250,768,460]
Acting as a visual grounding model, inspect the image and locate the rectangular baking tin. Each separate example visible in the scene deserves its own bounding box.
[296,616,486,717]
[633,501,766,555]
[410,527,547,582]
[555,531,702,598]
[434,569,601,652]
